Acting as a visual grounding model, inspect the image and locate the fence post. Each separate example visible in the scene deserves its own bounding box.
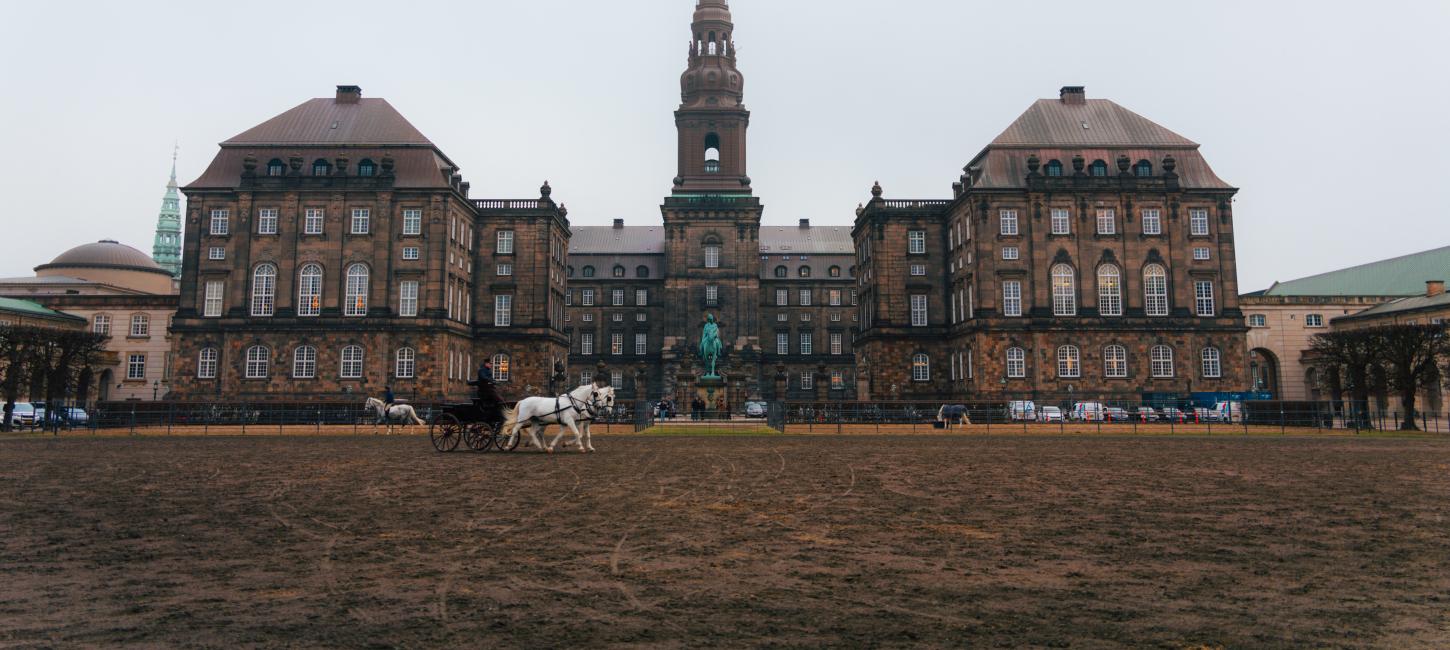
[1280,405,1286,435]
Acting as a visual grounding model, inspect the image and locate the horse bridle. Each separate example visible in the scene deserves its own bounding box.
[567,389,610,422]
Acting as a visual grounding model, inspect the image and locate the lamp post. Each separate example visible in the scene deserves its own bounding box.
[152,380,160,401]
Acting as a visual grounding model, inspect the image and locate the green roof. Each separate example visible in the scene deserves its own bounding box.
[0,297,85,323]
[1261,245,1450,297]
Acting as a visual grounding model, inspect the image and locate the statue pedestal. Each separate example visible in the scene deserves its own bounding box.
[693,375,728,418]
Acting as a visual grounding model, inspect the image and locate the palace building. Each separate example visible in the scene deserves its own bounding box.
[167,86,569,400]
[854,86,1250,401]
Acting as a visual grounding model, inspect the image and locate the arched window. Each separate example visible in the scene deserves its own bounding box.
[293,346,317,379]
[798,266,812,278]
[1151,345,1175,378]
[251,263,277,317]
[704,241,721,269]
[1144,264,1169,316]
[582,266,596,278]
[312,159,331,176]
[266,159,286,177]
[911,353,931,382]
[1057,346,1081,378]
[492,353,511,383]
[636,265,650,279]
[344,264,369,317]
[245,346,270,379]
[1097,265,1122,317]
[1051,264,1076,316]
[774,266,788,278]
[340,345,364,379]
[829,266,842,278]
[1045,160,1064,177]
[704,133,721,174]
[197,348,218,379]
[1135,160,1153,177]
[1201,347,1222,379]
[1089,160,1109,177]
[298,264,323,317]
[567,266,575,277]
[395,348,416,379]
[357,159,376,177]
[1104,345,1128,378]
[1006,347,1027,379]
[612,265,625,278]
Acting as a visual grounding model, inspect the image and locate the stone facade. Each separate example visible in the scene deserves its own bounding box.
[167,86,568,403]
[855,87,1251,402]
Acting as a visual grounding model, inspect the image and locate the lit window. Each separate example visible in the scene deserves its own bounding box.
[1306,314,1325,328]
[1052,264,1076,316]
[492,354,511,382]
[829,290,841,306]
[295,264,322,317]
[1006,347,1026,378]
[1002,281,1023,317]
[1202,348,1222,379]
[1151,346,1175,378]
[210,209,229,236]
[831,370,845,390]
[1002,247,1020,261]
[1096,209,1116,235]
[495,295,513,327]
[1098,265,1122,317]
[1145,265,1169,316]
[1057,346,1080,378]
[126,353,147,380]
[258,208,278,235]
[246,346,270,379]
[396,348,416,379]
[1190,209,1210,236]
[497,231,515,254]
[345,264,369,317]
[909,231,927,254]
[1104,345,1127,378]
[910,295,928,327]
[340,345,364,379]
[911,354,930,382]
[1051,209,1070,235]
[204,281,224,318]
[1195,281,1216,317]
[1142,209,1162,235]
[999,211,1018,236]
[304,208,324,235]
[293,346,317,379]
[610,333,624,356]
[399,281,419,318]
[350,209,370,235]
[197,348,218,379]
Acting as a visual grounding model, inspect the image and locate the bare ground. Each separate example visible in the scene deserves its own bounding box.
[2,435,1449,648]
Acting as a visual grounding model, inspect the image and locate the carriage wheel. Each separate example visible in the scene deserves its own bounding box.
[464,423,493,452]
[430,413,463,452]
[493,422,520,452]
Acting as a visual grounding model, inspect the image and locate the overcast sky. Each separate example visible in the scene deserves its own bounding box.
[1,0,1446,292]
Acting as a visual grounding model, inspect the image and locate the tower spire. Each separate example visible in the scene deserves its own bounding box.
[152,146,183,278]
[674,0,750,193]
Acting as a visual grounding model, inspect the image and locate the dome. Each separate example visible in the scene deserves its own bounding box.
[37,240,170,276]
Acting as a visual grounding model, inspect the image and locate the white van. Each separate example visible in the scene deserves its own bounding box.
[1008,401,1038,422]
[1212,401,1244,423]
[1071,402,1107,422]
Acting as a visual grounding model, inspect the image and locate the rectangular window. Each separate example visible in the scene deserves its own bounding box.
[908,230,926,254]
[1194,247,1212,261]
[910,295,928,327]
[198,350,217,379]
[801,372,814,390]
[1096,209,1116,235]
[636,313,647,322]
[497,264,513,276]
[1195,281,1216,317]
[402,209,422,236]
[127,353,146,380]
[830,332,843,355]
[706,285,719,304]
[636,290,648,306]
[1190,209,1210,236]
[850,289,858,306]
[130,314,150,337]
[1002,247,1020,261]
[999,210,1018,236]
[829,290,842,306]
[799,289,812,306]
[1007,349,1026,379]
[494,295,513,327]
[1051,208,1071,235]
[582,289,595,306]
[612,290,625,306]
[611,333,624,356]
[831,370,844,391]
[208,247,225,261]
[800,332,813,355]
[635,333,648,355]
[351,208,370,234]
[775,289,789,307]
[776,333,789,355]
[1141,209,1162,235]
[1003,281,1022,317]
[583,313,594,322]
[92,314,110,335]
[580,333,594,355]
[704,245,721,268]
[1248,314,1267,328]
[777,313,789,323]
[209,209,229,235]
[613,313,624,323]
[403,247,420,260]
[497,231,515,254]
[257,208,278,234]
[910,264,926,277]
[304,208,324,235]
[1305,314,1325,328]
[1105,346,1128,378]
[399,281,419,317]
[800,312,812,322]
[204,281,223,318]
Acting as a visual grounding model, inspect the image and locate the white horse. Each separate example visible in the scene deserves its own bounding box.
[503,384,614,454]
[365,397,425,435]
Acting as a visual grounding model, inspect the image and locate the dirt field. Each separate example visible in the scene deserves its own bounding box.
[3,435,1449,648]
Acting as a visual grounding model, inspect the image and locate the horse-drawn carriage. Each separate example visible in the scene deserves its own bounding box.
[429,401,518,453]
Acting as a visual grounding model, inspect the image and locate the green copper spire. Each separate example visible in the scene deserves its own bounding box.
[152,144,183,277]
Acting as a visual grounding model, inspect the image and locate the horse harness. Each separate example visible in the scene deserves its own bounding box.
[528,392,601,424]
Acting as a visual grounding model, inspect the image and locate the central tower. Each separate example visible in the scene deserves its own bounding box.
[661,0,764,404]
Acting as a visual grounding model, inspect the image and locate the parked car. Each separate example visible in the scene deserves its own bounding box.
[1070,402,1107,422]
[7,403,37,429]
[744,401,768,418]
[1039,406,1064,423]
[1008,400,1038,422]
[1159,407,1190,423]
[1105,407,1132,422]
[1134,407,1160,422]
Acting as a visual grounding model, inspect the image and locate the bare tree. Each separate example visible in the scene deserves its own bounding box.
[1376,324,1450,431]
[0,326,107,432]
[1309,329,1381,428]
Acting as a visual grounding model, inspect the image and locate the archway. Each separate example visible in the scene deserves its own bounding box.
[1249,348,1280,398]
[98,370,113,403]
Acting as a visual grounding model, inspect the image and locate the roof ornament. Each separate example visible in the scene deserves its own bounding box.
[871,181,883,198]
[540,180,553,199]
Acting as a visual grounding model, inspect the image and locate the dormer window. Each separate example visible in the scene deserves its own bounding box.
[357,159,376,177]
[1045,160,1063,177]
[612,265,625,278]
[266,159,286,177]
[774,266,787,278]
[1135,160,1153,177]
[1090,160,1109,177]
[312,159,332,176]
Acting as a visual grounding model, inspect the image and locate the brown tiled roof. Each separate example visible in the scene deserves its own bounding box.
[224,98,433,146]
[990,99,1197,148]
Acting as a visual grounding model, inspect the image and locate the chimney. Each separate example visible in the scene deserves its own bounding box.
[1429,280,1446,297]
[336,85,362,104]
[613,218,625,229]
[799,218,810,229]
[1060,86,1086,105]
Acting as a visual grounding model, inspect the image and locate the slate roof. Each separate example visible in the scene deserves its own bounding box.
[570,226,667,255]
[0,297,85,322]
[990,99,1198,148]
[1261,245,1450,297]
[224,98,433,146]
[759,226,854,255]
